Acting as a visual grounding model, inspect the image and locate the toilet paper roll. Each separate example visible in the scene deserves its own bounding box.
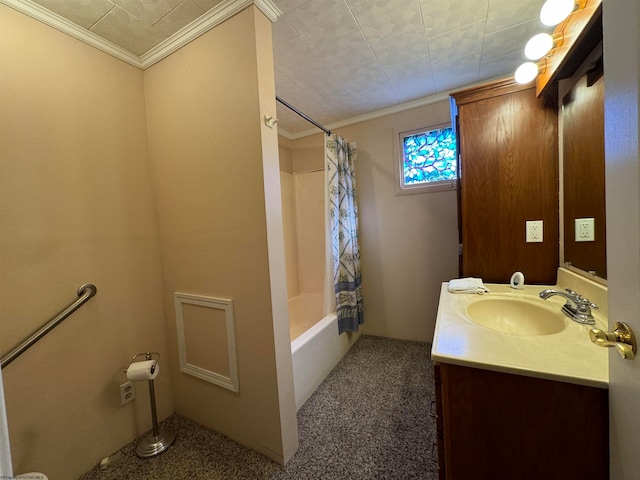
[126,360,159,381]
[510,271,525,289]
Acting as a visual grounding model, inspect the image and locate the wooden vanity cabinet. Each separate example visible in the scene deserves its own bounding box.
[451,79,559,284]
[434,362,608,480]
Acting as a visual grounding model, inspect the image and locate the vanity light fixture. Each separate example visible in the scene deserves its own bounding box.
[515,62,540,84]
[514,0,586,84]
[524,33,556,60]
[540,0,576,26]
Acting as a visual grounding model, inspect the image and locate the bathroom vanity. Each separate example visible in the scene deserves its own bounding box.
[431,271,609,480]
[436,4,609,478]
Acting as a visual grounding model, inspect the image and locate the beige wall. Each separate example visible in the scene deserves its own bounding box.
[290,135,325,172]
[279,137,294,173]
[0,5,173,479]
[253,8,298,459]
[143,7,296,464]
[287,101,459,342]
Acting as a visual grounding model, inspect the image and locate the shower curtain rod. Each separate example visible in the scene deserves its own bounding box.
[276,96,332,136]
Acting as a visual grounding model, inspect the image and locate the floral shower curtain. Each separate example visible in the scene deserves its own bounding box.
[325,134,364,335]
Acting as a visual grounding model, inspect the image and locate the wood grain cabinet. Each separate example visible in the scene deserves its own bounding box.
[434,362,608,480]
[451,80,559,284]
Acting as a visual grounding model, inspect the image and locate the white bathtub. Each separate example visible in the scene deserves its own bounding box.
[289,294,359,410]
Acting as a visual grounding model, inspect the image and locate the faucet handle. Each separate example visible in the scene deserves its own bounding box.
[565,288,579,298]
[577,296,598,310]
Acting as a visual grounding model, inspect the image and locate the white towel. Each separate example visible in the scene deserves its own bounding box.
[448,277,489,294]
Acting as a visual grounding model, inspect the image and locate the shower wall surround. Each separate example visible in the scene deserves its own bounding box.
[279,137,326,303]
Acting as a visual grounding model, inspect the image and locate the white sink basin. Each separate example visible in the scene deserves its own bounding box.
[466,296,566,336]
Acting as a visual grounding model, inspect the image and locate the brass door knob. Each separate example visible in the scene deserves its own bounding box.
[589,322,636,360]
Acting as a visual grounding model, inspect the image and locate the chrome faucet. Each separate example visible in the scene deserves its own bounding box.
[539,288,598,325]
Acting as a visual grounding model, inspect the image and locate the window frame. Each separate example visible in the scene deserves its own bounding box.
[393,122,458,195]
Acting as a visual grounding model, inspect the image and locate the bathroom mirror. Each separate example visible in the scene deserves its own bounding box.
[560,46,606,279]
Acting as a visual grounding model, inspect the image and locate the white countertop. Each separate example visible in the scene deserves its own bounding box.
[431,282,609,388]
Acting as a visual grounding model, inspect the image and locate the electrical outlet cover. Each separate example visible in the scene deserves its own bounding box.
[120,381,136,405]
[526,220,543,243]
[575,218,595,242]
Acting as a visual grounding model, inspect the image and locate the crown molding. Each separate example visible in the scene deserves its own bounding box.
[0,0,142,67]
[278,73,529,140]
[280,92,452,140]
[1,0,282,70]
[254,0,282,22]
[141,0,282,69]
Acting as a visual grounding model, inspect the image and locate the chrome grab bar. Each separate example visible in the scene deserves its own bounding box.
[1,284,97,369]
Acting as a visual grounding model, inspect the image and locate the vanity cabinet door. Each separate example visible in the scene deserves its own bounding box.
[433,363,446,480]
[452,79,559,284]
[436,363,608,480]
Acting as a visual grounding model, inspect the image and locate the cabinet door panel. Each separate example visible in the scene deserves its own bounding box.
[458,86,559,283]
[439,364,608,480]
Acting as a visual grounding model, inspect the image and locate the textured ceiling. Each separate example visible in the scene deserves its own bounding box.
[272,0,553,135]
[21,0,552,136]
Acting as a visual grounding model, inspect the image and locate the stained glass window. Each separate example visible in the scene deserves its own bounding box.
[401,126,456,187]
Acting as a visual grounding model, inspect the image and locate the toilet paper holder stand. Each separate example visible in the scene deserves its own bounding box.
[124,351,175,458]
[123,351,160,376]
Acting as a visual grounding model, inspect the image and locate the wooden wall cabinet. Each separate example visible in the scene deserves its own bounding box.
[434,363,608,480]
[452,79,559,284]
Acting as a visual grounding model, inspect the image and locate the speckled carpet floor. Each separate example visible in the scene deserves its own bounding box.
[78,335,439,480]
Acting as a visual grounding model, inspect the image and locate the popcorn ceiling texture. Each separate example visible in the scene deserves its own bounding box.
[78,335,438,479]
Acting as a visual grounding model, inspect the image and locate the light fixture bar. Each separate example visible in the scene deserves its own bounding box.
[540,0,575,26]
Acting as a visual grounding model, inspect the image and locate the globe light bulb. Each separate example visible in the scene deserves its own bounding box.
[515,62,539,84]
[540,0,575,26]
[525,33,554,60]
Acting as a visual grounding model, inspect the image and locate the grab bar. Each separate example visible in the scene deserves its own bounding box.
[1,284,97,369]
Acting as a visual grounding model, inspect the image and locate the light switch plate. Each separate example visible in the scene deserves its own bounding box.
[575,218,595,242]
[526,220,543,243]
